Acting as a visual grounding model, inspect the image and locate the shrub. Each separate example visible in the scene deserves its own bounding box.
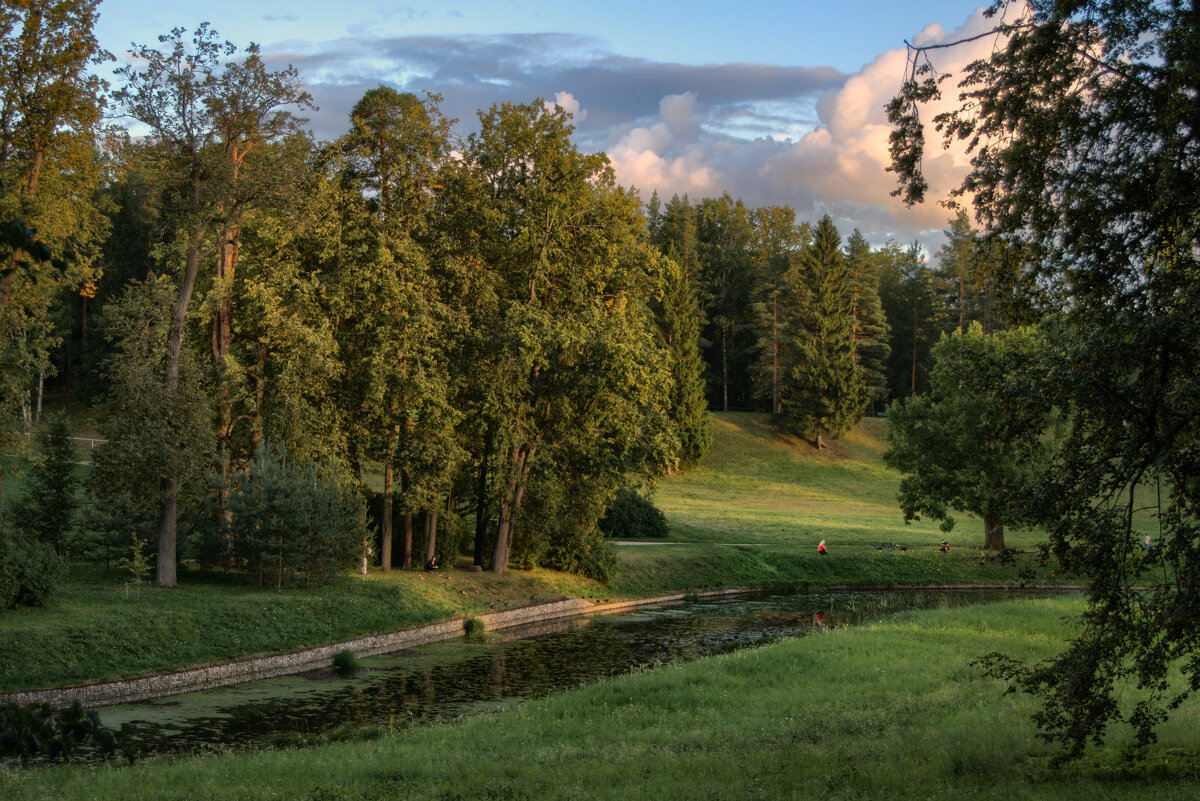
[599,488,668,539]
[332,649,359,673]
[0,534,64,609]
[0,701,131,763]
[463,617,486,640]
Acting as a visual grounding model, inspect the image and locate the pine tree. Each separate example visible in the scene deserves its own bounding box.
[779,216,867,447]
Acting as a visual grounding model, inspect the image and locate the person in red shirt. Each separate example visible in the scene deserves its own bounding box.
[817,540,827,555]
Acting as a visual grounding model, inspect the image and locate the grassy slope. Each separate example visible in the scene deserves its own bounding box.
[0,413,1052,692]
[4,597,1198,800]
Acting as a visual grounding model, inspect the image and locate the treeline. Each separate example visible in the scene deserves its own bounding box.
[0,4,1021,595]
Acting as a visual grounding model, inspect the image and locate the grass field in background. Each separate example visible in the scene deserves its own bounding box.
[4,597,1198,800]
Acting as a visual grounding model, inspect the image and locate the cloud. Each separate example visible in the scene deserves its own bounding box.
[257,7,1005,248]
[601,7,1009,246]
[262,33,843,143]
[545,91,587,123]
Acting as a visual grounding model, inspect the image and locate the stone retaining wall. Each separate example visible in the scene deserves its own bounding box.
[0,587,757,709]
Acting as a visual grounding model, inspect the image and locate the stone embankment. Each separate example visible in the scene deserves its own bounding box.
[1,587,754,709]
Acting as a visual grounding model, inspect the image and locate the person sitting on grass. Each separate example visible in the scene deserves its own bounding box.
[940,540,950,553]
[817,540,828,555]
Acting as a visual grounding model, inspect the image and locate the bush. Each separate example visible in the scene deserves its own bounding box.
[228,445,367,589]
[463,617,486,640]
[0,701,131,763]
[332,649,359,673]
[0,534,64,609]
[599,489,668,539]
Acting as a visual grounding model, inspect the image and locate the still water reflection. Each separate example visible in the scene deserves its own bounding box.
[96,590,1021,757]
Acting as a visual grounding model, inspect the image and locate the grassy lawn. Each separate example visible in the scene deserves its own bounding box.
[0,412,1066,692]
[3,596,1197,800]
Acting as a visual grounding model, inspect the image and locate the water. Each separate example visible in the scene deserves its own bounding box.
[93,590,1024,758]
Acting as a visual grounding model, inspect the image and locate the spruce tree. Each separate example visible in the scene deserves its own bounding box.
[779,216,867,446]
[844,230,890,411]
[654,250,711,466]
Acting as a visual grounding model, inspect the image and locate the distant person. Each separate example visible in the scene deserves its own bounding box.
[1143,534,1153,558]
[814,612,826,628]
[817,540,828,556]
[425,555,440,572]
[940,540,950,553]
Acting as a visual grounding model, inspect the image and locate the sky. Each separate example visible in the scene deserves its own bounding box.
[94,1,1008,249]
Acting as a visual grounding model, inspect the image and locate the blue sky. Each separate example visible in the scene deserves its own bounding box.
[95,0,1000,247]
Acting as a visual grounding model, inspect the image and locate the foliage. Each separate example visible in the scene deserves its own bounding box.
[8,413,78,555]
[0,700,130,764]
[844,229,890,407]
[117,534,152,599]
[331,648,359,673]
[88,276,214,563]
[778,215,867,444]
[651,251,711,466]
[884,324,1059,550]
[0,531,62,609]
[599,488,668,540]
[463,616,486,640]
[227,445,366,589]
[888,0,1200,759]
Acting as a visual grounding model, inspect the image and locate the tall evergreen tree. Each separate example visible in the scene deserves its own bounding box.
[779,216,866,447]
[695,194,754,411]
[749,206,806,414]
[652,249,711,466]
[844,230,890,410]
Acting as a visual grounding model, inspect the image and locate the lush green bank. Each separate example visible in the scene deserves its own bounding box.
[4,597,1197,800]
[0,413,1057,692]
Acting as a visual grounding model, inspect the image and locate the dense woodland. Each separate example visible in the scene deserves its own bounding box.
[0,2,1018,595]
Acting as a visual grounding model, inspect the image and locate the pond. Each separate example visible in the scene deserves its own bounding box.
[94,590,1036,758]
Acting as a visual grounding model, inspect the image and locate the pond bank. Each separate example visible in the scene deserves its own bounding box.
[1,583,1079,709]
[0,587,759,708]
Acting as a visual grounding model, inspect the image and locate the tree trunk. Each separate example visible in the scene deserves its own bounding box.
[491,442,535,574]
[401,469,413,568]
[156,229,202,589]
[381,462,394,570]
[473,430,493,568]
[424,510,438,567]
[771,297,779,414]
[984,513,1005,551]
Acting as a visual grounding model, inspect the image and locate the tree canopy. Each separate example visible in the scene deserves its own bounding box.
[889,0,1200,759]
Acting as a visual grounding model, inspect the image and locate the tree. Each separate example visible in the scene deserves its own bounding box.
[88,276,213,574]
[748,206,806,414]
[113,26,310,587]
[651,250,711,466]
[876,241,946,398]
[844,230,890,410]
[884,323,1058,550]
[0,0,109,488]
[695,194,754,411]
[779,215,866,447]
[10,412,78,555]
[439,100,675,574]
[889,0,1200,758]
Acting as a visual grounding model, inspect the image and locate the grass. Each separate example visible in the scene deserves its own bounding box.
[3,596,1197,800]
[1,412,1066,692]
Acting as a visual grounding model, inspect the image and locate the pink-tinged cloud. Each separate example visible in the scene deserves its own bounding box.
[603,6,1013,247]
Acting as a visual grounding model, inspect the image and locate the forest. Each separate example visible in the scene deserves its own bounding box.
[0,2,1010,599]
